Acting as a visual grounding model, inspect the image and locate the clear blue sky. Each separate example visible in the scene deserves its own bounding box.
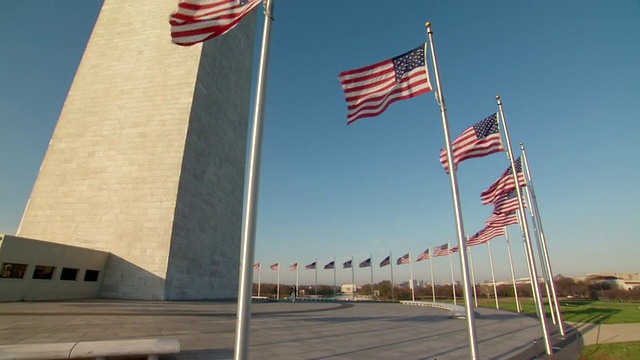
[1,1,639,288]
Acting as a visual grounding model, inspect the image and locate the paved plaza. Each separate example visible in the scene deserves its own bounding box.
[0,300,579,359]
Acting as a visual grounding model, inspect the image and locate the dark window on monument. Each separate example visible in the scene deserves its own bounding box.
[84,270,100,282]
[60,268,79,281]
[1,263,28,279]
[32,265,55,280]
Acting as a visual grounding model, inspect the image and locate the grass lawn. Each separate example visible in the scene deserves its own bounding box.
[579,341,640,359]
[475,298,640,324]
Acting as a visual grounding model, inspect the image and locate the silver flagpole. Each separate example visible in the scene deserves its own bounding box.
[448,244,457,305]
[369,254,374,301]
[409,251,415,301]
[333,258,337,298]
[296,262,300,300]
[429,248,436,302]
[351,256,355,301]
[468,247,478,307]
[515,209,540,317]
[496,96,552,355]
[258,265,262,298]
[522,176,556,325]
[523,234,541,316]
[426,22,478,359]
[234,1,274,358]
[315,258,318,297]
[521,142,565,336]
[487,241,500,309]
[504,228,522,313]
[276,266,280,300]
[390,252,396,302]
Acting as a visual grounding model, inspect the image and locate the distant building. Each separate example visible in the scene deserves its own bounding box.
[338,284,374,301]
[340,284,359,295]
[400,280,423,289]
[583,273,640,290]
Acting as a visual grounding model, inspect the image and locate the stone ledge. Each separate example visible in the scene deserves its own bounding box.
[0,338,180,360]
[400,300,468,318]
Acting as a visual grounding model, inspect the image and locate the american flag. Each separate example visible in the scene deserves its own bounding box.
[439,113,504,173]
[479,226,506,243]
[170,0,262,46]
[289,263,298,271]
[270,263,279,271]
[305,262,317,270]
[343,260,353,269]
[466,232,483,247]
[432,243,451,257]
[480,157,527,205]
[467,227,505,247]
[379,256,391,268]
[338,45,432,125]
[253,263,261,270]
[450,246,460,253]
[485,211,519,228]
[493,189,526,214]
[324,261,335,270]
[397,253,411,265]
[359,257,372,268]
[417,248,430,262]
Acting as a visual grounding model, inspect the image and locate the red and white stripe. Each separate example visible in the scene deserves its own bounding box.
[416,249,431,261]
[439,114,504,173]
[432,244,451,257]
[397,253,411,265]
[485,211,519,228]
[170,0,262,46]
[338,47,431,124]
[493,190,526,215]
[480,158,527,205]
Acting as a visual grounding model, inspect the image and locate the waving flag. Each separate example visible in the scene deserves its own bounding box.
[270,263,279,271]
[305,262,317,270]
[478,226,505,243]
[379,256,391,268]
[486,211,519,228]
[253,263,261,270]
[467,227,506,247]
[417,248,431,262]
[324,261,335,270]
[338,44,432,125]
[289,263,298,271]
[397,253,411,265]
[481,157,526,205]
[493,189,526,214]
[343,260,353,269]
[170,0,262,46]
[432,243,451,257]
[439,113,504,172]
[359,258,372,268]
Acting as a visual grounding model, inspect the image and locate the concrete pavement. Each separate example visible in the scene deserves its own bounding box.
[0,300,578,359]
[568,321,640,346]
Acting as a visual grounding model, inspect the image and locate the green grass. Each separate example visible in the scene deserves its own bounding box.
[475,298,640,324]
[579,341,640,359]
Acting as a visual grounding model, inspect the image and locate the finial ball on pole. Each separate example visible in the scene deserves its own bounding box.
[426,21,431,27]
[496,95,501,100]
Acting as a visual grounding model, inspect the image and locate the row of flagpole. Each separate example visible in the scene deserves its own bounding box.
[249,224,543,323]
[251,233,547,308]
[170,1,564,358]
